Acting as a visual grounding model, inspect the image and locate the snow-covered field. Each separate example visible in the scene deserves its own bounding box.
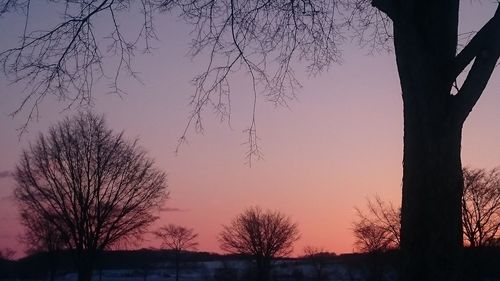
[43,260,383,281]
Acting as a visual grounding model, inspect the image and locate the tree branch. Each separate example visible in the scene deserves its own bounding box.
[454,4,500,122]
[452,4,500,80]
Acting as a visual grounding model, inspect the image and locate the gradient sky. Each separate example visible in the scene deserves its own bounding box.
[1,2,499,258]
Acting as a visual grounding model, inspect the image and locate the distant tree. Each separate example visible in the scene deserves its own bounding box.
[353,197,400,253]
[353,221,394,254]
[218,206,300,281]
[14,112,168,281]
[154,224,198,281]
[462,167,500,247]
[302,246,334,281]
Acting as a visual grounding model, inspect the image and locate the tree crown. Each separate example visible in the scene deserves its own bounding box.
[14,111,168,253]
[218,206,300,258]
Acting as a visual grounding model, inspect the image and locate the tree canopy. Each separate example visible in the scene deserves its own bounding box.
[14,111,168,281]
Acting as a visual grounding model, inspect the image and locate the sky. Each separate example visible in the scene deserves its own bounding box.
[1,2,499,258]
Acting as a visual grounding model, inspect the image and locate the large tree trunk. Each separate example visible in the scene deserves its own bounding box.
[401,101,464,281]
[393,2,464,281]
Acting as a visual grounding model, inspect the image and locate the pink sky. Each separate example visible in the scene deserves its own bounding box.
[1,2,499,258]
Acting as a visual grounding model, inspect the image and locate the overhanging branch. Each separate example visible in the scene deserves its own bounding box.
[453,4,500,122]
[452,5,500,79]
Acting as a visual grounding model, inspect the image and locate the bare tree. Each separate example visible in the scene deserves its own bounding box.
[154,224,198,281]
[2,1,500,280]
[462,167,500,247]
[14,111,168,281]
[353,224,388,254]
[353,196,400,253]
[352,198,403,281]
[218,206,300,281]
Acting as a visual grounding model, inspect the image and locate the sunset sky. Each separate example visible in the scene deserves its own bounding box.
[1,2,499,258]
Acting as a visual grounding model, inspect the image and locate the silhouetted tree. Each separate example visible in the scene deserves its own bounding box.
[462,167,500,247]
[2,2,500,280]
[218,206,300,281]
[154,224,198,281]
[353,197,400,252]
[354,223,394,254]
[14,112,168,281]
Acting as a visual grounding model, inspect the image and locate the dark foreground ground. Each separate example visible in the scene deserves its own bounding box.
[1,247,499,281]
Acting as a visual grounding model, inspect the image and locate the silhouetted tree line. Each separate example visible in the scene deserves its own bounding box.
[3,246,500,281]
[0,249,223,280]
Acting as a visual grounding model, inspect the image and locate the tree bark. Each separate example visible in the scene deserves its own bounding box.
[400,101,464,281]
[393,2,464,281]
